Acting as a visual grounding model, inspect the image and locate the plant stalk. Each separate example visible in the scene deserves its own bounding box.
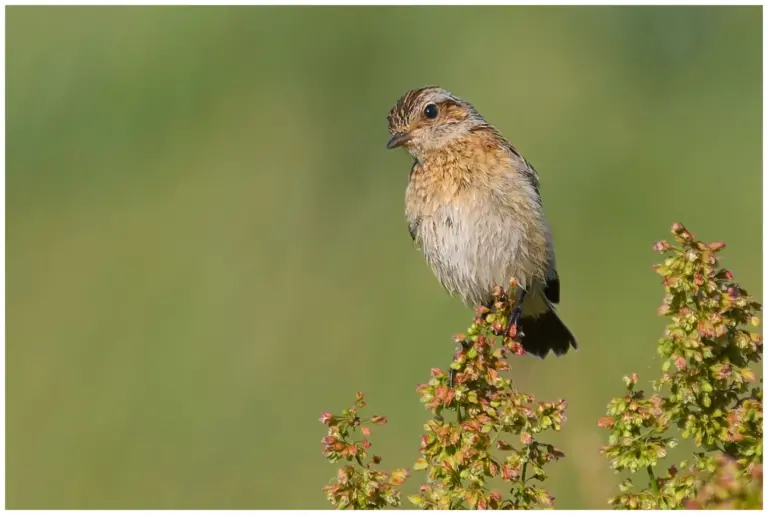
[647,465,660,496]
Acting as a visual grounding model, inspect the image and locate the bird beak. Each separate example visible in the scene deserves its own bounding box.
[386,132,412,149]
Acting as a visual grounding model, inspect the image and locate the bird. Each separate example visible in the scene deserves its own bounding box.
[386,86,577,358]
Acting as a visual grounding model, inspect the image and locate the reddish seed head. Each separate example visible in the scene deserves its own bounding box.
[597,416,615,428]
[501,464,518,481]
[709,241,726,251]
[506,340,525,356]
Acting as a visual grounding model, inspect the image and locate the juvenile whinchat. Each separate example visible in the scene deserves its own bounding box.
[386,86,577,358]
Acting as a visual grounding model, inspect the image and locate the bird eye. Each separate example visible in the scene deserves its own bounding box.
[423,103,438,119]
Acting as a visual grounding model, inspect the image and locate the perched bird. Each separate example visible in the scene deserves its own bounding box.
[386,86,577,358]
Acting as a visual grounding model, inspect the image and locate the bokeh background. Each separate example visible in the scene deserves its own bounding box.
[6,5,762,509]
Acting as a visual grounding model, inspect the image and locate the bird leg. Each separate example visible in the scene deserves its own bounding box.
[505,289,527,338]
[449,340,471,388]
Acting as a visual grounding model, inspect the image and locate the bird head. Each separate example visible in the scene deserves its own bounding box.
[386,86,486,158]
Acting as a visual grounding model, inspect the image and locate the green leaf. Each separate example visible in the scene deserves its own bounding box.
[408,494,425,507]
[390,468,409,485]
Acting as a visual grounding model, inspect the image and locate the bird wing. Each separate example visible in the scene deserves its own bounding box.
[514,152,559,304]
[405,160,423,243]
[498,135,542,203]
[520,155,542,203]
[543,274,560,304]
[407,216,421,241]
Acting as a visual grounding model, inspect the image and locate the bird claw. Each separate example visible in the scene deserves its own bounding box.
[505,305,523,337]
[505,289,527,338]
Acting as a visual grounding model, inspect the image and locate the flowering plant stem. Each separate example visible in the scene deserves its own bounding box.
[599,222,763,509]
[320,222,762,510]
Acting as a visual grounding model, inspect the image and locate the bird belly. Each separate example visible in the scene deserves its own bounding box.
[418,204,537,308]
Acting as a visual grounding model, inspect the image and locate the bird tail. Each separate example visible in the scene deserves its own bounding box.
[519,303,577,358]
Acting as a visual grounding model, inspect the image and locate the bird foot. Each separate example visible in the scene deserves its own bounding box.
[505,288,527,338]
[449,340,471,388]
[505,305,523,338]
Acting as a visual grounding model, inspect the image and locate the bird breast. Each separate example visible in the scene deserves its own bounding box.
[410,187,538,308]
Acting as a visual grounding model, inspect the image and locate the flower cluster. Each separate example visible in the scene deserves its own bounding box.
[320,393,408,509]
[320,222,760,510]
[599,222,763,509]
[320,282,566,510]
[686,456,763,509]
[409,281,566,509]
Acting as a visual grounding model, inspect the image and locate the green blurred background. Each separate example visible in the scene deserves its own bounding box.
[6,5,762,509]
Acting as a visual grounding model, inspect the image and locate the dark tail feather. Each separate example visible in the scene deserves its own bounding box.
[519,308,577,358]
